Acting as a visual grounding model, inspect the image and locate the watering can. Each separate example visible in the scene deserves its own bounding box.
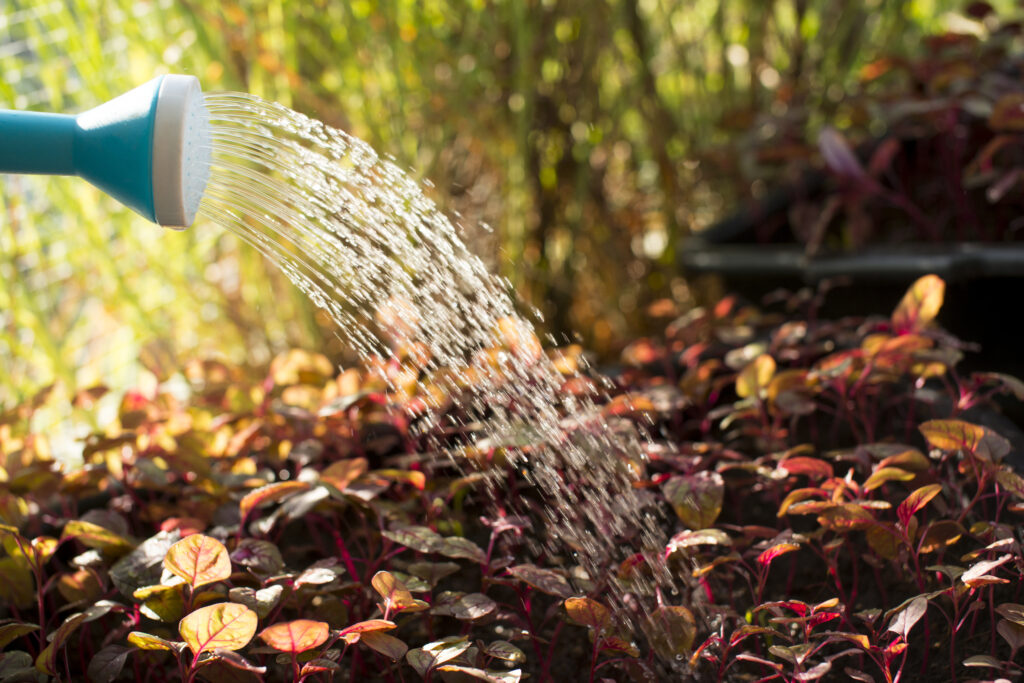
[0,74,210,228]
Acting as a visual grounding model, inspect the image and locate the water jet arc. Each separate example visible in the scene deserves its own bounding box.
[0,74,210,228]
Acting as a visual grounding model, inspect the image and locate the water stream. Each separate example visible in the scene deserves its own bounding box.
[198,93,679,627]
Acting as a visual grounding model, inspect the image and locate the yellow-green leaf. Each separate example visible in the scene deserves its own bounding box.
[892,275,944,332]
[663,471,724,529]
[163,534,231,590]
[863,467,917,491]
[737,354,776,399]
[178,602,257,654]
[643,605,696,659]
[60,520,134,555]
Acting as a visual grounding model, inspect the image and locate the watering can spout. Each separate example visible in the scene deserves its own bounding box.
[0,75,211,228]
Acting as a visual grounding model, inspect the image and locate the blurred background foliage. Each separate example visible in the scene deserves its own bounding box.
[0,0,1012,454]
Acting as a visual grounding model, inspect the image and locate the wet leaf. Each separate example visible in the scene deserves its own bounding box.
[259,620,329,653]
[163,534,231,590]
[565,597,612,632]
[643,605,696,659]
[361,631,408,661]
[507,564,573,598]
[239,481,310,521]
[736,354,776,399]
[666,528,732,552]
[179,602,258,654]
[892,275,944,332]
[662,471,724,529]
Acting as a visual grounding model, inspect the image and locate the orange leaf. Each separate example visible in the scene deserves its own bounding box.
[338,619,397,644]
[778,457,833,480]
[178,602,257,654]
[321,458,368,491]
[259,619,329,653]
[163,534,231,590]
[239,481,311,521]
[370,571,428,613]
[565,597,612,632]
[892,275,944,333]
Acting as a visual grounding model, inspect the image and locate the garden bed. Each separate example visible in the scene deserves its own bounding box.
[1,276,1024,681]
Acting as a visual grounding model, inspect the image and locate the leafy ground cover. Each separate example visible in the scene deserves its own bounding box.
[1,274,1024,681]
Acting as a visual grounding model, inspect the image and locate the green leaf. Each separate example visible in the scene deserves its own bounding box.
[360,631,408,661]
[642,605,697,659]
[892,275,944,332]
[662,471,725,529]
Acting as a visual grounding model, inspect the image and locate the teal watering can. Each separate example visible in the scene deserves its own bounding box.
[0,74,210,228]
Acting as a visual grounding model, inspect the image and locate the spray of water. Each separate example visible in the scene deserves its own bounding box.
[198,93,684,630]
